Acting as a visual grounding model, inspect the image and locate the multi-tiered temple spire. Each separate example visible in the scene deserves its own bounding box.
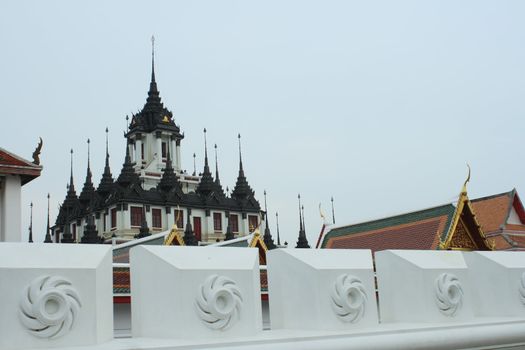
[97,127,114,196]
[116,141,140,187]
[79,139,96,206]
[231,134,256,204]
[196,128,216,197]
[295,194,310,248]
[43,195,53,243]
[263,190,276,249]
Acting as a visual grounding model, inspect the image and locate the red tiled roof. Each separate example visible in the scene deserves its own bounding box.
[471,192,512,233]
[486,234,513,250]
[326,216,448,253]
[505,224,525,232]
[0,148,42,184]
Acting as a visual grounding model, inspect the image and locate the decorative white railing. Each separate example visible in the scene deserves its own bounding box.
[2,244,525,350]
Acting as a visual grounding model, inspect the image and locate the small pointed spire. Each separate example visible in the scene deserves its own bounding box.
[263,190,276,249]
[151,35,156,83]
[296,194,310,248]
[28,202,33,243]
[158,142,182,195]
[214,144,220,183]
[331,196,335,225]
[183,210,198,245]
[231,133,256,204]
[44,194,53,243]
[192,153,196,176]
[68,149,75,194]
[276,212,281,246]
[196,128,216,197]
[79,139,95,206]
[238,133,243,172]
[81,215,101,244]
[117,139,140,187]
[302,204,306,231]
[98,127,114,196]
[298,194,303,231]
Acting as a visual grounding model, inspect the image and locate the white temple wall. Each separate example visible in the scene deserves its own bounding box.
[0,175,22,242]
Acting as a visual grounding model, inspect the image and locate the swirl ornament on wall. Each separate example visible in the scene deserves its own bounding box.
[434,273,463,317]
[330,274,367,323]
[518,272,525,306]
[195,274,243,331]
[19,276,81,339]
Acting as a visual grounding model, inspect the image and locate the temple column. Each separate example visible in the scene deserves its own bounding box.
[155,132,162,170]
[176,139,182,171]
[170,136,177,171]
[241,214,249,235]
[135,135,142,165]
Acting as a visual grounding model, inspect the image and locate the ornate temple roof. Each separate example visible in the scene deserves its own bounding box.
[126,39,183,138]
[0,146,42,185]
[321,181,494,252]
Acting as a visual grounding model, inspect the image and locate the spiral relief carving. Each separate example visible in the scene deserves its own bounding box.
[19,276,81,339]
[330,274,367,323]
[434,273,463,317]
[195,274,243,330]
[518,272,525,306]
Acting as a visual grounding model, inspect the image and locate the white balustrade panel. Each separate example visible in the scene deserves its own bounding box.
[267,249,378,330]
[0,243,113,350]
[375,250,474,323]
[130,246,262,339]
[464,251,525,317]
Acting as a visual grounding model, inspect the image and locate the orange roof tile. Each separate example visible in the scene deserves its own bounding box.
[326,216,449,253]
[471,192,512,234]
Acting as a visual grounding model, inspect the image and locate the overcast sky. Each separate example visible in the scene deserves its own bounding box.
[2,1,524,245]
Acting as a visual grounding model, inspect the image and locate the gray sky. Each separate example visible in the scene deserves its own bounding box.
[2,1,524,245]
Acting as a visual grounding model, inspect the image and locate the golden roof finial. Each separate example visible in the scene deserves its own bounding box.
[462,163,471,195]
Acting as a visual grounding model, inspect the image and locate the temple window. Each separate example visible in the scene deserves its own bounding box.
[152,208,162,228]
[213,212,222,232]
[230,214,239,233]
[130,206,143,227]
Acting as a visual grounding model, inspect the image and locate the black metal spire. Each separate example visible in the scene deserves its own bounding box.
[231,134,256,203]
[196,128,216,196]
[295,194,310,248]
[145,35,161,107]
[117,140,140,187]
[79,139,96,206]
[183,209,198,246]
[214,144,221,187]
[263,190,276,249]
[67,149,76,196]
[192,153,196,176]
[275,212,281,246]
[44,194,53,243]
[158,143,182,194]
[331,196,336,224]
[98,127,114,196]
[81,214,101,244]
[28,202,33,243]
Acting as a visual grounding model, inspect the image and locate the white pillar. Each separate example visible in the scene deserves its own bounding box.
[242,216,249,235]
[135,138,142,164]
[166,209,174,230]
[170,139,177,170]
[1,176,22,242]
[176,142,182,171]
[156,135,162,170]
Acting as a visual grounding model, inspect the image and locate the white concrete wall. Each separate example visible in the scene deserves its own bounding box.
[0,175,22,242]
[2,247,525,349]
